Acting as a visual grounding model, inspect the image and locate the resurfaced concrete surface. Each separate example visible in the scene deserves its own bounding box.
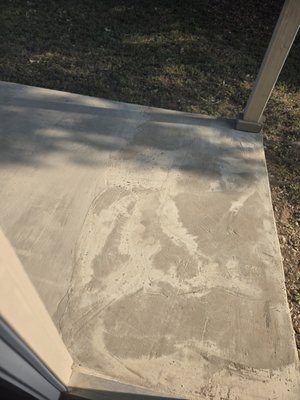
[0,81,299,399]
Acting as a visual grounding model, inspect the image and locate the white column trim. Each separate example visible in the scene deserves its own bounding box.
[237,0,300,132]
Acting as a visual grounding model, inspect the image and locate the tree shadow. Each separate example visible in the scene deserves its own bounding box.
[0,82,265,187]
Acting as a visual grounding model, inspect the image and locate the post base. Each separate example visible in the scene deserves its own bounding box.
[236,113,264,133]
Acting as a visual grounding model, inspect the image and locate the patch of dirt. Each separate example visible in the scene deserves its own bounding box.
[264,98,300,356]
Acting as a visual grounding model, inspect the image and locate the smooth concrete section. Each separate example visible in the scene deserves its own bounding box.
[0,81,299,399]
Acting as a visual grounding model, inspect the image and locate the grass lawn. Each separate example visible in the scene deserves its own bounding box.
[1,0,299,356]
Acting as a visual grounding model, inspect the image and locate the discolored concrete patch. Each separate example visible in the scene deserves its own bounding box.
[0,82,299,399]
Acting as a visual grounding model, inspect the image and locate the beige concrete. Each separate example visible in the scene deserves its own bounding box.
[238,0,300,129]
[0,229,73,385]
[0,81,299,399]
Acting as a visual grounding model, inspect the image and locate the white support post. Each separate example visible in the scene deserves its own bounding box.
[237,0,300,132]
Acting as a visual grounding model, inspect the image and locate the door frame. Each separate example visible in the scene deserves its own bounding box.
[0,229,73,399]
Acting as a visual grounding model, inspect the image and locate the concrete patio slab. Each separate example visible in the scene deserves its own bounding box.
[0,81,299,399]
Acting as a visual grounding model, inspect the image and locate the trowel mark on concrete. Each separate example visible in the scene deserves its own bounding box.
[53,185,140,336]
[74,186,134,289]
[92,186,129,215]
[91,214,130,282]
[174,189,273,289]
[64,172,277,359]
[102,283,205,359]
[263,300,271,329]
[139,191,199,279]
[57,164,291,383]
[102,283,295,370]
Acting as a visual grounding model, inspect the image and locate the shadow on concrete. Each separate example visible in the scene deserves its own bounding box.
[0,84,264,186]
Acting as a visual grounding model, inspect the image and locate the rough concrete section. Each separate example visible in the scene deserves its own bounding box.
[0,82,299,399]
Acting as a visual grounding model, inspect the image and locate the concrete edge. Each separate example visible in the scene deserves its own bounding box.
[68,367,182,399]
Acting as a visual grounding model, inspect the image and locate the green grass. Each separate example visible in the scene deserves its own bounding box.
[1,0,299,115]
